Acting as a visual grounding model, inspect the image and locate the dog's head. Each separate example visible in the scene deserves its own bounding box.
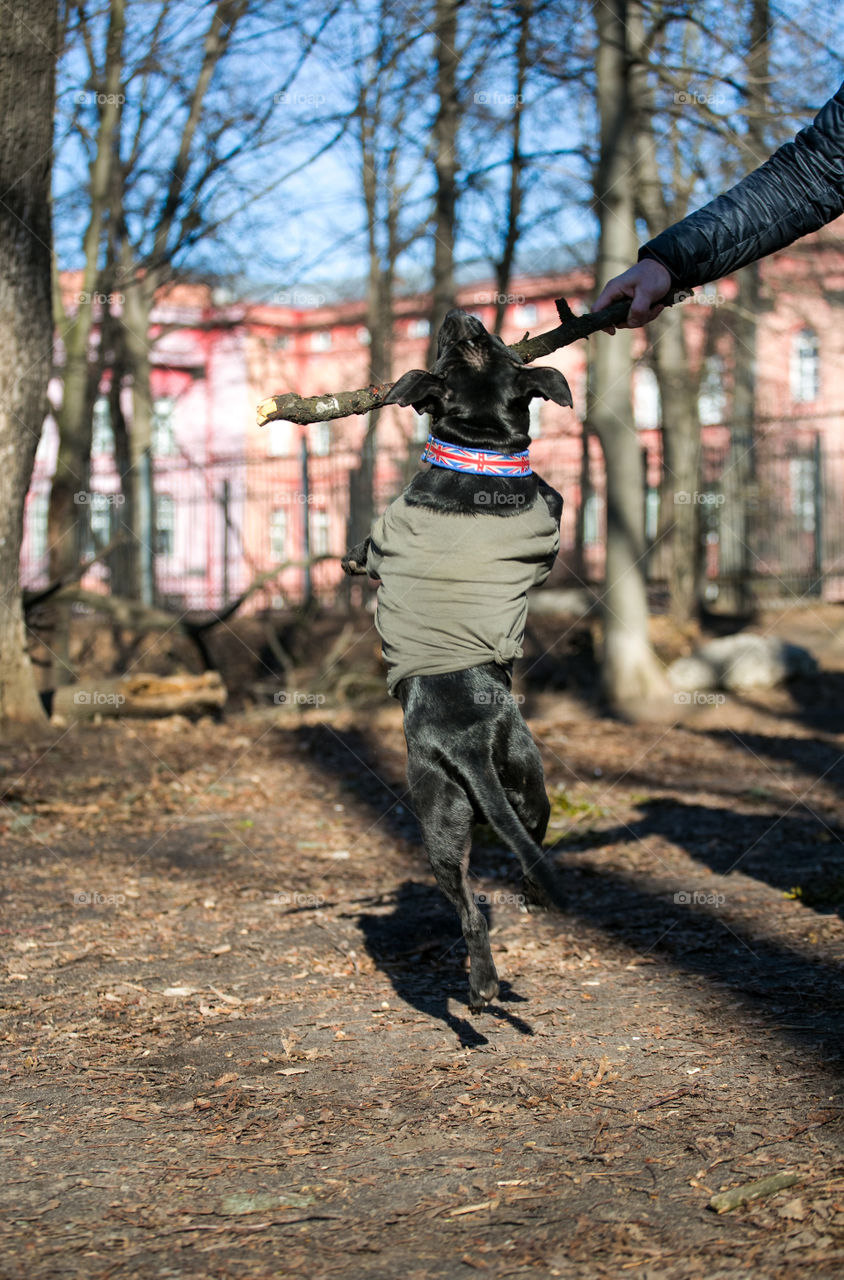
[382,309,572,452]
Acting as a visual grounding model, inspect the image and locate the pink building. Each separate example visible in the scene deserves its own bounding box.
[22,225,844,610]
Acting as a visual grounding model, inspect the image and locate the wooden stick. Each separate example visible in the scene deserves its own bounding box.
[256,296,632,427]
[708,1172,801,1214]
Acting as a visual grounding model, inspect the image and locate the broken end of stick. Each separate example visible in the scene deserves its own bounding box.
[554,296,577,324]
[256,396,279,426]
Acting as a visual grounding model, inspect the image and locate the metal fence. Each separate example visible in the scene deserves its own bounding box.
[21,427,844,611]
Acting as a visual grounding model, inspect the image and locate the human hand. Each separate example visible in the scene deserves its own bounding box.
[591,259,673,332]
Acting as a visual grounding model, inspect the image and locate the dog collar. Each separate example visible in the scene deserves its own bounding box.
[421,434,532,476]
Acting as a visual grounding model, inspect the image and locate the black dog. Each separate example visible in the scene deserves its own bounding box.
[343,309,572,1012]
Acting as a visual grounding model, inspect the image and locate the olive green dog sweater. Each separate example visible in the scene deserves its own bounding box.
[366,493,559,696]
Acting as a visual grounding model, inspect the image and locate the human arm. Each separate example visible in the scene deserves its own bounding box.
[641,80,844,294]
[593,80,844,328]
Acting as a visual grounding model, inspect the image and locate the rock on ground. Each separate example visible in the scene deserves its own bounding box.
[669,632,818,694]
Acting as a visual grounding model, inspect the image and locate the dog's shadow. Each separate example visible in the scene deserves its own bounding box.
[353,879,535,1047]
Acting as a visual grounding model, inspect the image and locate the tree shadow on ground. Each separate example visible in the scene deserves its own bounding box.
[552,856,844,1062]
[703,722,844,795]
[555,795,844,914]
[757,670,844,737]
[289,722,420,849]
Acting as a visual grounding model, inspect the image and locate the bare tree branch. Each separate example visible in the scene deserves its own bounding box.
[24,533,128,611]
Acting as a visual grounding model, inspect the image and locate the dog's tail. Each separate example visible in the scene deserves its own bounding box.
[457,761,565,909]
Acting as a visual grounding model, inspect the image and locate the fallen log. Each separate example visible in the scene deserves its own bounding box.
[256,296,634,427]
[53,671,227,721]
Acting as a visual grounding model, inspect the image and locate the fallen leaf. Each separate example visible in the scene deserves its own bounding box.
[780,1197,808,1220]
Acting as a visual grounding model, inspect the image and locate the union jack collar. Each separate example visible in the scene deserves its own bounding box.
[421,434,532,477]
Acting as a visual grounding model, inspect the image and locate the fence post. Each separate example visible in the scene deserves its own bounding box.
[221,478,230,605]
[813,434,823,590]
[139,449,155,606]
[301,431,312,604]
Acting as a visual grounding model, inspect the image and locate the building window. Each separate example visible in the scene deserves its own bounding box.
[698,354,726,425]
[514,304,537,327]
[311,511,330,556]
[633,365,661,430]
[270,508,287,561]
[413,411,431,443]
[28,492,49,568]
[528,399,542,438]
[152,398,176,456]
[356,326,371,345]
[310,330,332,351]
[155,494,175,556]
[268,418,293,457]
[408,317,430,339]
[791,329,820,403]
[310,421,331,456]
[583,493,603,546]
[80,492,116,559]
[89,493,113,548]
[92,396,112,456]
[645,487,660,541]
[789,457,817,533]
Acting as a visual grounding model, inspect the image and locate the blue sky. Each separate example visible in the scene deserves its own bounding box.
[52,0,844,304]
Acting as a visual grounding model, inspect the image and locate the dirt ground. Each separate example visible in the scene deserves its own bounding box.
[2,605,844,1279]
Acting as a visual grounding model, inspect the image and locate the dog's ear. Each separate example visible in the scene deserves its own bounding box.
[517,365,573,409]
[382,369,446,413]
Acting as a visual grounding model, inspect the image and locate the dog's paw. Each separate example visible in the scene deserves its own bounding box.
[468,975,499,1013]
[522,876,562,913]
[341,539,371,576]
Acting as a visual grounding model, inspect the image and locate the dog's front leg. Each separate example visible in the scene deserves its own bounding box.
[341,538,371,575]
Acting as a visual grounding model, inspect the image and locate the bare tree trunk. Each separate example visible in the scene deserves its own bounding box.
[120,269,156,603]
[718,0,769,616]
[426,0,460,365]
[652,309,702,620]
[492,0,531,336]
[47,0,124,679]
[0,0,57,734]
[591,0,668,713]
[628,2,701,624]
[107,327,135,590]
[575,422,592,582]
[114,1,248,601]
[347,18,403,548]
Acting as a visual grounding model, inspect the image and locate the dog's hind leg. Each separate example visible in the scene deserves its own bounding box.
[408,763,499,1013]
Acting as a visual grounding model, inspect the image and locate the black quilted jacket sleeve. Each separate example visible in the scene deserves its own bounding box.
[639,80,844,293]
